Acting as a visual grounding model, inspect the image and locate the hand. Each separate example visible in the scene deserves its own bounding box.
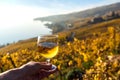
[19,61,57,80]
[0,61,57,80]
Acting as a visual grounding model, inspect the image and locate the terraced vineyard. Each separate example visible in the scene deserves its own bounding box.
[0,24,120,80]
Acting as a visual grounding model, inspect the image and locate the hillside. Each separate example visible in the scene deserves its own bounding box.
[34,2,120,34]
[0,18,120,54]
[62,18,120,38]
[0,18,120,79]
[34,2,120,22]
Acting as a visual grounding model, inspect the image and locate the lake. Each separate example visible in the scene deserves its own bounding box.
[0,20,52,45]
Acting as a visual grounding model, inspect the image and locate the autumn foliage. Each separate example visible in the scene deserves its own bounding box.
[0,26,120,80]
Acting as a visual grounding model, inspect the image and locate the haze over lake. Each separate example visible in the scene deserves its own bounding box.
[0,20,51,45]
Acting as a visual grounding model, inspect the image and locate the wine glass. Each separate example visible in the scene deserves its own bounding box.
[37,34,58,69]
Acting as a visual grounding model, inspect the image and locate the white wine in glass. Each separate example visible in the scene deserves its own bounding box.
[37,34,58,63]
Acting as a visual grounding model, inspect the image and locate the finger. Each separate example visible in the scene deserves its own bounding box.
[39,62,52,70]
[19,61,52,75]
[26,61,52,70]
[39,62,47,64]
[48,68,58,74]
[40,67,58,74]
[38,71,48,79]
[38,69,57,79]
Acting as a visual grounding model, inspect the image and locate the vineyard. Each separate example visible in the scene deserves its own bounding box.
[0,26,120,80]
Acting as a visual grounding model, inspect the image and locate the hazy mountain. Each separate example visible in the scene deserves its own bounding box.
[34,2,120,22]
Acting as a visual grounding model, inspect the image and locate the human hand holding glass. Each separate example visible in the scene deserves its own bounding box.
[37,34,58,69]
[0,34,58,80]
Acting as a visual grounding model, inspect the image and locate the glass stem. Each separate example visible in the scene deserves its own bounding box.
[46,58,50,63]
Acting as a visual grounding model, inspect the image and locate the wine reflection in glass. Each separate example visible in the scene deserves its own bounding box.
[37,34,58,69]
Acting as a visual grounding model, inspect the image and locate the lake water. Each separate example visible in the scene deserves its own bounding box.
[0,20,52,45]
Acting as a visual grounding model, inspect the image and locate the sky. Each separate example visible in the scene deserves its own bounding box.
[0,0,120,44]
[0,0,120,19]
[0,0,120,26]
